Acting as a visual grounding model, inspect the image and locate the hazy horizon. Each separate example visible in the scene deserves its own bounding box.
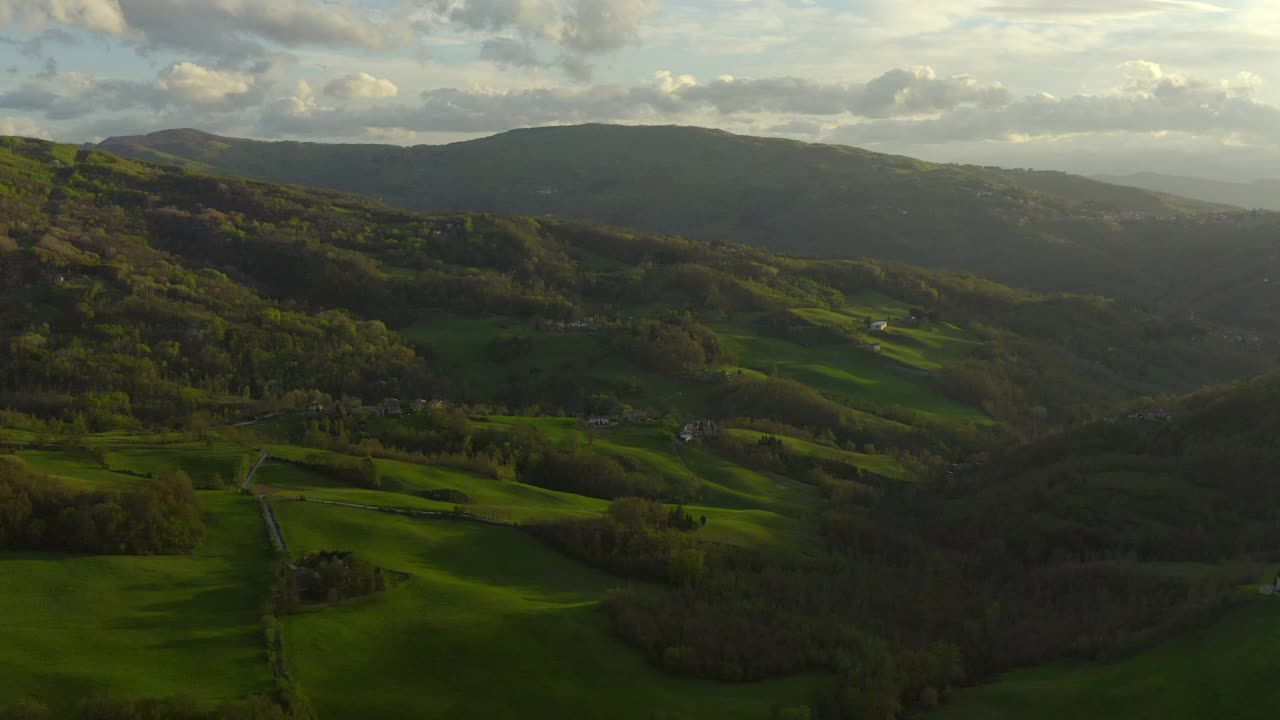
[3,1,1280,182]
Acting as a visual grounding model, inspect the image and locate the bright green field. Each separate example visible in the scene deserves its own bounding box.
[929,598,1280,720]
[258,433,820,554]
[712,319,988,423]
[256,452,608,525]
[466,419,821,551]
[789,295,982,374]
[14,449,155,491]
[723,428,906,480]
[103,444,257,487]
[274,500,822,719]
[0,492,274,711]
[399,314,609,401]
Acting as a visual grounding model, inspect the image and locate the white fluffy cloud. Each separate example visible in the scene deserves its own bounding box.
[323,72,399,100]
[155,61,254,104]
[0,0,128,35]
[829,61,1280,147]
[0,0,389,59]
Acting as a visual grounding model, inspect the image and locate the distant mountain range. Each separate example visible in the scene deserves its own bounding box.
[99,125,1280,334]
[1093,172,1280,212]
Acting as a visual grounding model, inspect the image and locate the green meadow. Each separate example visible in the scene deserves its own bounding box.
[711,318,988,423]
[0,491,274,711]
[274,500,822,720]
[929,598,1280,720]
[723,427,907,479]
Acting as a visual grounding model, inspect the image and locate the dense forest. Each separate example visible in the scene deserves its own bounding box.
[0,458,203,555]
[99,125,1280,335]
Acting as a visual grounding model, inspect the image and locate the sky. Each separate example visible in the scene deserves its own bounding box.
[0,0,1278,180]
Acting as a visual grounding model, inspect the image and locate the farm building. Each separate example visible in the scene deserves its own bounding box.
[869,320,890,332]
[587,416,615,428]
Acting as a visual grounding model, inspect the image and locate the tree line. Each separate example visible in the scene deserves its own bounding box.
[0,458,203,555]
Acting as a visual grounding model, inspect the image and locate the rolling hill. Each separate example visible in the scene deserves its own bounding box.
[7,133,1273,441]
[98,124,1280,335]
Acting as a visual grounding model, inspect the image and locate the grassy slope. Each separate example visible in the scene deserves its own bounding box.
[713,318,988,423]
[15,449,155,491]
[256,452,608,525]
[723,428,906,479]
[103,444,258,487]
[259,427,822,555]
[0,491,273,710]
[929,598,1280,720]
[275,500,822,720]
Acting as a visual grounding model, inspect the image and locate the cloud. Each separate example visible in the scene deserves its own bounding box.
[0,0,128,35]
[558,0,657,54]
[479,36,544,68]
[323,72,398,100]
[436,0,656,52]
[673,67,1008,118]
[983,0,1228,19]
[412,0,657,79]
[827,62,1280,147]
[155,61,254,104]
[0,113,48,137]
[0,0,390,59]
[255,65,1013,138]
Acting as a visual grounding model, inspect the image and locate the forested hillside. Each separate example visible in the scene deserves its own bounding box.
[99,125,1280,334]
[2,135,1271,441]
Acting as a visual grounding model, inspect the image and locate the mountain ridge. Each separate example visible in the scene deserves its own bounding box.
[99,124,1280,337]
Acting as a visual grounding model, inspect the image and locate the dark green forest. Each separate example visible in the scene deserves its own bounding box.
[0,135,1269,439]
[99,124,1280,334]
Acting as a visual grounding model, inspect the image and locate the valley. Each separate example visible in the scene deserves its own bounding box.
[1,131,1278,720]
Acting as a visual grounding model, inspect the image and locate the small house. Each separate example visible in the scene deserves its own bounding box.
[678,431,696,443]
[869,343,882,353]
[410,399,430,413]
[869,320,890,332]
[1260,573,1280,596]
[587,416,615,428]
[682,419,719,438]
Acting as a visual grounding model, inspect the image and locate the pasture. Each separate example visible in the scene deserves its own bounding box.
[274,500,822,719]
[0,491,274,711]
[930,598,1280,720]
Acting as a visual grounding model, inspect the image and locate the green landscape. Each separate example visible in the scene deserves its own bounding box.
[3,122,1280,720]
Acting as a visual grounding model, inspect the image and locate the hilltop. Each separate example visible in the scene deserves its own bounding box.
[99,124,1280,334]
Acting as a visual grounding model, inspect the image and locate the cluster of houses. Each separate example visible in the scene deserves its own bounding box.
[1127,408,1174,423]
[306,397,449,419]
[549,319,602,332]
[1211,331,1265,347]
[677,419,719,443]
[585,410,652,429]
